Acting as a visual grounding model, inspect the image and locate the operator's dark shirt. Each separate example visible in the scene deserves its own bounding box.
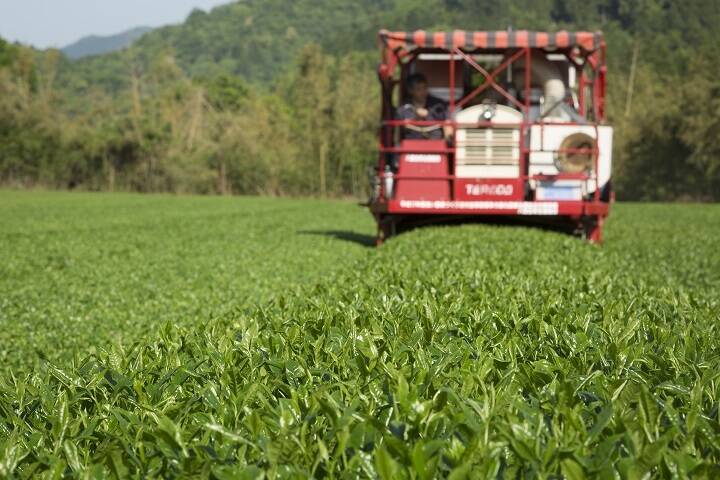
[396,96,448,140]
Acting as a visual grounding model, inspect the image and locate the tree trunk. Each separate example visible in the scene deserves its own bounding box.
[106,155,115,192]
[319,141,327,197]
[218,160,227,195]
[625,43,640,117]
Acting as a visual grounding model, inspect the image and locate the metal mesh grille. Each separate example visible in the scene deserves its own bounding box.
[457,128,520,166]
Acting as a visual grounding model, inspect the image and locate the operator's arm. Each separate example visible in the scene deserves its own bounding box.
[434,102,453,141]
[443,124,454,141]
[395,104,411,140]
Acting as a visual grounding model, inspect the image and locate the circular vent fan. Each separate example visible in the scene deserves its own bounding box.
[555,133,596,173]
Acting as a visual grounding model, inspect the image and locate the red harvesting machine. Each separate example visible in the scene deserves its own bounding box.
[369,30,613,245]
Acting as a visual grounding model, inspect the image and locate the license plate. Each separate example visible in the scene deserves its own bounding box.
[537,186,582,201]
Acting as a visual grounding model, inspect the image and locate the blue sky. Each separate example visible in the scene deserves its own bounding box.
[0,0,232,48]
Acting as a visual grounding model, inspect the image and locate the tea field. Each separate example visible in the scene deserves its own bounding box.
[1,191,719,478]
[0,191,375,373]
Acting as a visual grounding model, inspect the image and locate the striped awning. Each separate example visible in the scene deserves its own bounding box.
[379,30,603,53]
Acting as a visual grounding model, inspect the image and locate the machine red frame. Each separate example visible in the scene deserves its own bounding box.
[370,29,611,245]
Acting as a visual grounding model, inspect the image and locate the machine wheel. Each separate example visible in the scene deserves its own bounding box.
[581,216,603,244]
[583,181,613,203]
[376,215,398,246]
[600,180,613,203]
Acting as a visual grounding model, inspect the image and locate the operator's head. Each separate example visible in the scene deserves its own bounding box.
[406,73,429,105]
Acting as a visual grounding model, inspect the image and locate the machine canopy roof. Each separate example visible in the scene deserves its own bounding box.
[379,30,603,53]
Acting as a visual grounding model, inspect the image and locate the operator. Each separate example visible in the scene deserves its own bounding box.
[396,73,454,141]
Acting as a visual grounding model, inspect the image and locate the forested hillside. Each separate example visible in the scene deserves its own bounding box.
[1,0,719,200]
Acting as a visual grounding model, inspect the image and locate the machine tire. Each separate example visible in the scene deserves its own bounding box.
[376,215,397,246]
[580,216,603,244]
[600,179,613,203]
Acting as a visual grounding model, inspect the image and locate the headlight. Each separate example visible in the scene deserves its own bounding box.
[479,103,496,121]
[555,132,596,174]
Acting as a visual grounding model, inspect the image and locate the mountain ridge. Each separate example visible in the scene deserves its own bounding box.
[62,26,153,60]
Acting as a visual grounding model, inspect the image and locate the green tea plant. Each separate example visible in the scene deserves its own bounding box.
[1,194,719,478]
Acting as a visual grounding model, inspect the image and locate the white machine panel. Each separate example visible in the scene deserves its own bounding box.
[455,165,520,178]
[529,124,613,193]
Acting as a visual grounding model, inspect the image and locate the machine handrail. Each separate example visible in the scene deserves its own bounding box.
[377,172,595,182]
[381,119,606,127]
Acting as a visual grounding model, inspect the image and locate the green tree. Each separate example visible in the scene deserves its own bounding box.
[283,44,333,196]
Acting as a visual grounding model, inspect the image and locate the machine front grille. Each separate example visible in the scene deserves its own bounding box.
[457,128,520,166]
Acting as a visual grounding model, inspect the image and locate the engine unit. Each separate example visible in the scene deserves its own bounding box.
[455,104,523,179]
